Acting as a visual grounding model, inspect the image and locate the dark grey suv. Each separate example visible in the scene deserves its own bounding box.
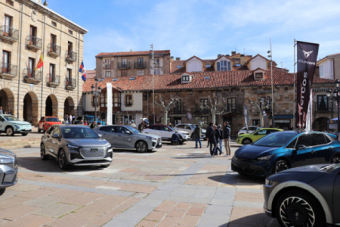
[40,125,112,169]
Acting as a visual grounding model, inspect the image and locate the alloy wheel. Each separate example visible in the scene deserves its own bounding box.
[331,156,340,164]
[6,127,13,136]
[59,151,65,168]
[275,160,289,173]
[279,196,315,227]
[136,141,147,152]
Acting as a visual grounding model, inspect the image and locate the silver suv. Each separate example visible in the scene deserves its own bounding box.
[40,125,112,169]
[0,148,18,195]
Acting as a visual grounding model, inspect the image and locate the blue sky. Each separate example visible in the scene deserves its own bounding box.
[49,0,340,72]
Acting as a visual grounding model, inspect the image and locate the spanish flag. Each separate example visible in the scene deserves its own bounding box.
[35,53,43,70]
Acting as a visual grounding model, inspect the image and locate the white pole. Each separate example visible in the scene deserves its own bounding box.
[270,38,274,127]
[293,39,296,130]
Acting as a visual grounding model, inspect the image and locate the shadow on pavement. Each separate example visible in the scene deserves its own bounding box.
[219,213,280,227]
[208,172,265,186]
[112,149,156,154]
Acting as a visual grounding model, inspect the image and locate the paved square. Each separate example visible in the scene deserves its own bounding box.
[0,141,280,226]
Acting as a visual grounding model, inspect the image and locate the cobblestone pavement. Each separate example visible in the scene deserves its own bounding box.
[0,141,280,227]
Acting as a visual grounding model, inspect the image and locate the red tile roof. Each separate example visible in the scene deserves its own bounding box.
[96,50,170,58]
[83,70,333,93]
[170,60,185,73]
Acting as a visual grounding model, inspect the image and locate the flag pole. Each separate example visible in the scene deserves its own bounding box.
[293,39,297,130]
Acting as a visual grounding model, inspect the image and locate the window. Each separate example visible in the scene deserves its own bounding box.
[68,29,73,35]
[320,65,324,77]
[217,61,231,71]
[67,41,73,56]
[6,0,14,6]
[137,58,143,64]
[137,70,144,76]
[49,64,55,81]
[113,92,120,107]
[177,65,182,68]
[227,98,236,112]
[173,99,181,113]
[4,15,12,35]
[67,69,72,85]
[50,34,56,52]
[2,51,10,73]
[255,129,267,135]
[255,72,263,79]
[29,25,37,44]
[313,134,327,145]
[200,99,208,109]
[317,95,328,111]
[296,134,314,147]
[122,59,127,67]
[100,92,105,107]
[51,21,57,27]
[125,94,132,107]
[121,70,127,77]
[105,71,111,78]
[28,57,34,77]
[286,138,297,148]
[182,75,190,82]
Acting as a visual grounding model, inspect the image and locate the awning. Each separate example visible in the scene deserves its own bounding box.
[269,115,293,119]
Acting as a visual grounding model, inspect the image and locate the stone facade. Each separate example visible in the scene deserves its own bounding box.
[0,0,87,125]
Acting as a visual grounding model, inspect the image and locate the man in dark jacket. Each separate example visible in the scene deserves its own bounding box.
[209,125,218,157]
[206,122,214,147]
[171,131,181,145]
[223,122,231,156]
[192,124,202,148]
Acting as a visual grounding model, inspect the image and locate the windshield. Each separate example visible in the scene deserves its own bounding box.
[3,115,19,121]
[45,117,59,122]
[125,126,140,134]
[61,127,99,139]
[253,133,297,147]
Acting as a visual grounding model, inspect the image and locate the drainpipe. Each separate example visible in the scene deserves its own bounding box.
[17,1,26,119]
[41,12,46,120]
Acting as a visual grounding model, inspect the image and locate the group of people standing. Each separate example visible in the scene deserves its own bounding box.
[0,106,12,115]
[205,122,231,157]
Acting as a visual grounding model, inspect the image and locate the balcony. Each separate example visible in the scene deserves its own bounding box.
[23,68,41,85]
[47,43,61,58]
[117,62,131,70]
[134,62,147,69]
[46,75,60,88]
[315,102,332,112]
[65,51,77,63]
[0,63,17,80]
[26,35,42,51]
[0,26,19,43]
[65,78,76,90]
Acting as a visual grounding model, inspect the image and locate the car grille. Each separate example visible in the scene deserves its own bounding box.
[80,147,106,158]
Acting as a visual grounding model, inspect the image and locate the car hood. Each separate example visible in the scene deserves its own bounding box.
[7,121,31,126]
[66,138,110,147]
[177,130,189,135]
[235,145,278,159]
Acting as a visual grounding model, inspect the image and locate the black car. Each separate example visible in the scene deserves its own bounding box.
[263,164,340,227]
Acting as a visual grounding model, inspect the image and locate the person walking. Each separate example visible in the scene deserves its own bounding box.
[209,125,218,157]
[223,122,231,156]
[0,106,3,115]
[206,122,214,148]
[64,114,69,124]
[192,124,202,148]
[130,120,137,129]
[84,120,88,126]
[217,124,224,155]
[138,121,144,132]
[69,114,73,124]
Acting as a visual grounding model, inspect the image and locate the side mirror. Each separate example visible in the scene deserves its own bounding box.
[297,145,306,150]
[98,134,102,138]
[52,134,59,138]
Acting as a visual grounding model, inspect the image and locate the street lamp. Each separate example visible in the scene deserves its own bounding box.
[91,77,102,125]
[327,79,340,133]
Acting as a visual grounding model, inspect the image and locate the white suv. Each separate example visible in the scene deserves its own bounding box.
[174,123,206,140]
[143,124,190,144]
[0,115,32,136]
[237,126,260,136]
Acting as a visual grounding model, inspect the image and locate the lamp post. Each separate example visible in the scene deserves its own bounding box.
[327,79,340,133]
[91,77,102,125]
[268,38,274,127]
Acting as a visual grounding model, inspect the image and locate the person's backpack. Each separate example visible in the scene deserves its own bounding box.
[219,129,223,139]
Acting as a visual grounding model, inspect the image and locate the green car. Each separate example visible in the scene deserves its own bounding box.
[236,128,282,145]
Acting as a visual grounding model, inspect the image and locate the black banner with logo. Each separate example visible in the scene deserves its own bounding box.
[295,41,319,129]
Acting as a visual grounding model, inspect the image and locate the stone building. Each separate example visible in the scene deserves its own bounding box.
[0,0,87,125]
[95,50,171,79]
[83,70,334,135]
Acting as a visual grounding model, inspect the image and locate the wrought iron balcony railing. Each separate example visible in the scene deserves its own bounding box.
[134,62,147,69]
[47,43,61,57]
[65,51,77,63]
[65,78,76,90]
[117,62,131,69]
[0,26,19,43]
[0,62,17,79]
[46,74,60,87]
[23,68,41,84]
[26,35,42,50]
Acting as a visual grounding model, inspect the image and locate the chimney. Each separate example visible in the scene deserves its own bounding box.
[217,54,222,58]
[176,57,180,60]
[231,51,236,55]
[247,55,253,57]
[226,54,230,57]
[170,56,174,62]
[130,49,132,52]
[240,54,245,57]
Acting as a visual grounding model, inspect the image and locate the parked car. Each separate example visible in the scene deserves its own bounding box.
[38,116,62,133]
[143,124,190,143]
[232,131,340,177]
[236,128,282,145]
[0,148,18,196]
[40,125,113,169]
[263,163,340,227]
[93,125,162,152]
[174,123,206,140]
[0,114,32,136]
[73,115,105,125]
[237,126,260,136]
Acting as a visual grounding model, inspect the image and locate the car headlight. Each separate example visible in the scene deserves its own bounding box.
[265,179,278,186]
[0,158,14,164]
[233,156,238,161]
[146,136,153,140]
[68,145,80,151]
[257,155,273,161]
[14,125,19,130]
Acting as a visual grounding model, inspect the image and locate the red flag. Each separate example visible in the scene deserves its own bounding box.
[35,53,43,70]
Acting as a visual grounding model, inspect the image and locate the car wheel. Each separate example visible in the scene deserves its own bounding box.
[22,133,28,136]
[0,188,5,196]
[5,127,14,136]
[242,138,252,145]
[40,144,49,160]
[275,190,325,227]
[331,155,340,164]
[136,141,148,153]
[58,149,68,170]
[273,159,289,174]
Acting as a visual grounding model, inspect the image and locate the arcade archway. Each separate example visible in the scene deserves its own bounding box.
[45,94,58,117]
[64,96,75,117]
[0,88,15,114]
[23,92,39,125]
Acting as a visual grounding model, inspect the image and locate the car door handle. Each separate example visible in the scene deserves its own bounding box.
[311,150,315,154]
[328,147,333,150]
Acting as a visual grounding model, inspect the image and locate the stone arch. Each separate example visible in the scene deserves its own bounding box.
[0,88,15,115]
[23,91,39,126]
[312,117,329,132]
[64,96,75,116]
[45,94,58,117]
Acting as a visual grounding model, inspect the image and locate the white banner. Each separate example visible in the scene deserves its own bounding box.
[106,83,112,125]
[306,90,312,132]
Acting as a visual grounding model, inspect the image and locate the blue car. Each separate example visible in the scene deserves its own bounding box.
[231,131,340,177]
